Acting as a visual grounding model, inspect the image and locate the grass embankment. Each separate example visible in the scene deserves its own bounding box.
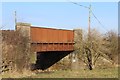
[1,67,118,78]
[29,67,118,78]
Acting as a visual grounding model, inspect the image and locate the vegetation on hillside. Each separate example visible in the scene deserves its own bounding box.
[2,29,32,73]
[0,27,119,78]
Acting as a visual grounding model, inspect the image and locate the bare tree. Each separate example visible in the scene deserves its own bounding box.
[2,28,31,73]
[74,28,106,70]
[103,30,118,65]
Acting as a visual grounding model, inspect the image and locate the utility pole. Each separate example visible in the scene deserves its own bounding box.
[88,3,93,70]
[14,11,17,30]
[88,4,92,40]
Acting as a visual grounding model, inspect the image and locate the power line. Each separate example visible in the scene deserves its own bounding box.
[0,26,3,30]
[91,11,108,32]
[68,1,108,32]
[0,25,6,30]
[68,0,92,38]
[67,0,89,9]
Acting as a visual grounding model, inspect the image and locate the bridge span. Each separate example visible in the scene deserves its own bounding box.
[17,24,74,70]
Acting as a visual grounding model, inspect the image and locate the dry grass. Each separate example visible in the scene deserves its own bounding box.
[1,69,35,78]
[1,67,118,78]
[29,67,118,78]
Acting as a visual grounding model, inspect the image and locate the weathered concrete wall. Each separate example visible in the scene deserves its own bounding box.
[16,24,36,64]
[16,25,30,38]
